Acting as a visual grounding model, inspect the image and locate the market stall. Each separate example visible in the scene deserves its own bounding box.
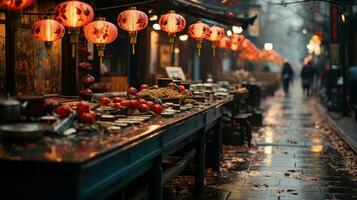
[0,1,273,199]
[0,90,231,199]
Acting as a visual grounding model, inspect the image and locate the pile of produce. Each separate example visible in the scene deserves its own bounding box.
[41,82,200,135]
[137,83,192,102]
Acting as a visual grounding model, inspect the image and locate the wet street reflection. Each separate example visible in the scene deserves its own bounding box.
[164,84,357,200]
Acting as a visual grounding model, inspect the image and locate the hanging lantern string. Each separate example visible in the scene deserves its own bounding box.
[21,0,156,16]
[20,0,233,30]
[95,0,156,11]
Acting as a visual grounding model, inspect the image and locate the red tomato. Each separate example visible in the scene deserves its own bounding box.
[140,84,149,90]
[113,97,123,103]
[99,97,111,105]
[151,104,163,115]
[130,100,139,108]
[76,101,90,114]
[83,88,93,96]
[167,83,177,88]
[178,85,186,93]
[138,99,146,105]
[77,62,92,72]
[80,112,96,123]
[127,87,138,95]
[162,103,169,109]
[121,100,130,108]
[79,88,93,100]
[145,101,154,108]
[112,102,122,109]
[81,74,95,85]
[88,111,97,120]
[135,93,142,99]
[56,105,72,118]
[138,104,150,113]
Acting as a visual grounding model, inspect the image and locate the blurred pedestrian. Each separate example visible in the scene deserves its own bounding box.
[281,62,294,95]
[301,61,315,96]
[347,66,357,106]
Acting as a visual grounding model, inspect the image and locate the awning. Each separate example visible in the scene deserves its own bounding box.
[157,0,257,29]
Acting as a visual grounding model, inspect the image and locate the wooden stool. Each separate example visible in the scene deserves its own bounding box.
[233,113,252,147]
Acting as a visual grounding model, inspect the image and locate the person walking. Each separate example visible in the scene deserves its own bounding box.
[300,61,315,96]
[281,62,294,95]
[347,66,357,106]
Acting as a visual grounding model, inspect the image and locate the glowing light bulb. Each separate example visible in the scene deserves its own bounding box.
[179,34,188,41]
[232,26,243,34]
[264,42,273,51]
[153,23,161,30]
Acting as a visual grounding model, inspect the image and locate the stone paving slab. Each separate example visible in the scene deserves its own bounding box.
[315,100,357,153]
[164,87,357,200]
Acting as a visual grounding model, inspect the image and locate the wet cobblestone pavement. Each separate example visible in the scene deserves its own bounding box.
[164,87,357,200]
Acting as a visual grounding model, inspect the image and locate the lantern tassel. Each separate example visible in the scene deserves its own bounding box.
[97,44,105,64]
[212,43,216,56]
[129,32,137,55]
[72,44,76,58]
[69,29,80,58]
[197,41,202,56]
[169,36,175,53]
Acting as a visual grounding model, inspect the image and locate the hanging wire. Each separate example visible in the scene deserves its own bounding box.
[95,0,157,11]
[20,0,156,16]
[262,0,357,5]
[19,0,357,16]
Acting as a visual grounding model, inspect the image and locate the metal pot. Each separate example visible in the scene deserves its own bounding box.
[15,95,44,118]
[0,97,23,123]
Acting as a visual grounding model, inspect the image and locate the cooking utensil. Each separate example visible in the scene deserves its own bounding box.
[0,96,25,123]
[0,123,50,141]
[15,95,45,118]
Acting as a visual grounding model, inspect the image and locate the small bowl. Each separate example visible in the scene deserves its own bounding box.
[101,114,116,122]
[0,123,50,141]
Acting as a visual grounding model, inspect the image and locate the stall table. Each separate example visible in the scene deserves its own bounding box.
[0,98,232,200]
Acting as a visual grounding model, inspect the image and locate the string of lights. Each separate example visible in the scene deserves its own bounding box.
[21,0,156,16]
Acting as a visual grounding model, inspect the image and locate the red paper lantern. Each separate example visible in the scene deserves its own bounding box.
[84,17,118,64]
[55,0,94,57]
[159,10,186,52]
[0,0,36,11]
[188,21,210,56]
[206,26,224,55]
[117,7,148,54]
[230,34,245,51]
[217,36,231,49]
[32,19,65,55]
[230,34,239,51]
